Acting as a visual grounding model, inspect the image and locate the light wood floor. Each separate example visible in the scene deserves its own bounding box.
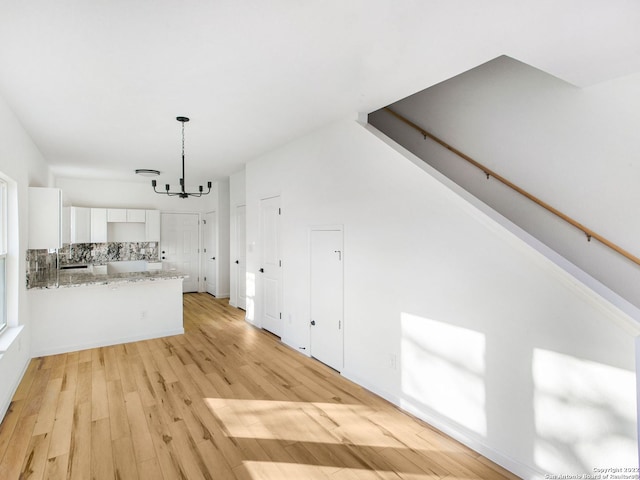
[0,293,520,479]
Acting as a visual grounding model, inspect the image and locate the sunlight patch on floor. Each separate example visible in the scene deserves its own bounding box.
[239,460,442,480]
[205,398,432,450]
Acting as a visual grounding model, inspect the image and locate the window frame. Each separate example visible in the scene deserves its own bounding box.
[0,179,7,334]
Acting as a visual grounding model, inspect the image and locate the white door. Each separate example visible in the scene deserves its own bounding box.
[310,228,344,372]
[204,211,217,296]
[160,213,200,293]
[260,196,282,336]
[235,205,247,310]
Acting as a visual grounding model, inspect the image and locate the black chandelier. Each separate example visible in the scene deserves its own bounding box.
[152,116,212,198]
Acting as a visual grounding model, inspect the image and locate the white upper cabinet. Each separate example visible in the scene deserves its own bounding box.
[145,210,160,241]
[52,204,159,244]
[61,206,70,245]
[127,209,146,223]
[29,187,62,250]
[70,206,91,244]
[107,208,147,223]
[90,208,108,243]
[107,208,127,222]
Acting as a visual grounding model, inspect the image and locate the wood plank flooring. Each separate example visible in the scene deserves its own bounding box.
[0,293,520,479]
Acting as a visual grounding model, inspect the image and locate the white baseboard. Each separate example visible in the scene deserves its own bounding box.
[0,355,30,421]
[31,328,185,357]
[341,368,544,480]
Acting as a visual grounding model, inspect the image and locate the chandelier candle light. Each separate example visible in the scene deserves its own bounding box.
[152,116,212,198]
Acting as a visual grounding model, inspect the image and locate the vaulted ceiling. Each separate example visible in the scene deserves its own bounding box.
[1,1,638,184]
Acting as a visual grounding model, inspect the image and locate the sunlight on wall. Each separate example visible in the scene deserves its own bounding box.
[246,272,255,322]
[400,313,486,436]
[533,348,637,473]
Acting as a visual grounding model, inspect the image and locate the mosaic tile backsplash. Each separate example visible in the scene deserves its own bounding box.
[58,241,159,265]
[26,242,159,288]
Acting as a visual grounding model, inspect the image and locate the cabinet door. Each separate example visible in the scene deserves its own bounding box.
[70,207,91,243]
[91,208,108,243]
[107,208,127,222]
[28,187,62,249]
[145,210,160,242]
[61,207,70,245]
[127,209,146,223]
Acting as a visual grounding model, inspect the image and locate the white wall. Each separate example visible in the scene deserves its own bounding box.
[369,55,640,309]
[0,94,52,419]
[245,116,639,478]
[229,169,246,308]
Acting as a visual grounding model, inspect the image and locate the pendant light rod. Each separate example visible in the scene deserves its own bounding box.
[151,116,212,198]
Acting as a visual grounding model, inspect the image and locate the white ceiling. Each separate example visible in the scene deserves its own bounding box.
[1,0,639,184]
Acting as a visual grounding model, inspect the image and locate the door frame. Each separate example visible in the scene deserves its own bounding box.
[231,203,247,310]
[309,224,344,370]
[202,210,217,296]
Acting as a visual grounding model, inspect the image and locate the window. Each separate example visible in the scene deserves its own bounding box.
[0,179,6,333]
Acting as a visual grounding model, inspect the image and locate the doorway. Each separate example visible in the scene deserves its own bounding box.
[160,212,200,293]
[310,227,344,372]
[235,205,247,310]
[203,211,217,296]
[259,196,282,336]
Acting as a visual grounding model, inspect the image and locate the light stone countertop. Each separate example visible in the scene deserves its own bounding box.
[27,269,186,290]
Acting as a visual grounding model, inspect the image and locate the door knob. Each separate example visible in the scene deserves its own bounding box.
[162,256,165,260]
[211,257,215,260]
[259,268,264,273]
[235,260,239,264]
[162,251,165,254]
[310,320,316,326]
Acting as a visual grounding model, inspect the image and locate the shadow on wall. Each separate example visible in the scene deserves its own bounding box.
[399,312,636,476]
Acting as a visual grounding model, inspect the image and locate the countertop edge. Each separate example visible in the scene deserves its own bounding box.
[27,271,186,290]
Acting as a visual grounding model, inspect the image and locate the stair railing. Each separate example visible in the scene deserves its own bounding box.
[383,107,640,267]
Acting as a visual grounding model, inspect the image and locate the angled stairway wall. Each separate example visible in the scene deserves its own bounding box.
[244,114,640,479]
[369,55,640,311]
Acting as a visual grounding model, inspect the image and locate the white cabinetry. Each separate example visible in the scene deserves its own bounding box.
[127,209,146,223]
[28,187,62,249]
[91,208,108,243]
[70,207,91,243]
[145,210,160,241]
[107,208,147,223]
[107,208,127,222]
[63,206,159,243]
[61,207,70,245]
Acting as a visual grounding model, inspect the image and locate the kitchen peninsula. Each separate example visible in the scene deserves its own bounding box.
[28,267,185,356]
[26,189,186,356]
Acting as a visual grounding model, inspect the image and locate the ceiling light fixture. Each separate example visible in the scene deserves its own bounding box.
[151,116,212,198]
[135,168,160,176]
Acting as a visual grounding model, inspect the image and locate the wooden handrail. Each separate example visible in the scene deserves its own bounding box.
[383,107,640,267]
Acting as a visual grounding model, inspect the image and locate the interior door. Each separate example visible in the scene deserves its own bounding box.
[260,196,282,336]
[160,213,200,293]
[204,211,217,296]
[235,205,247,310]
[310,228,344,372]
